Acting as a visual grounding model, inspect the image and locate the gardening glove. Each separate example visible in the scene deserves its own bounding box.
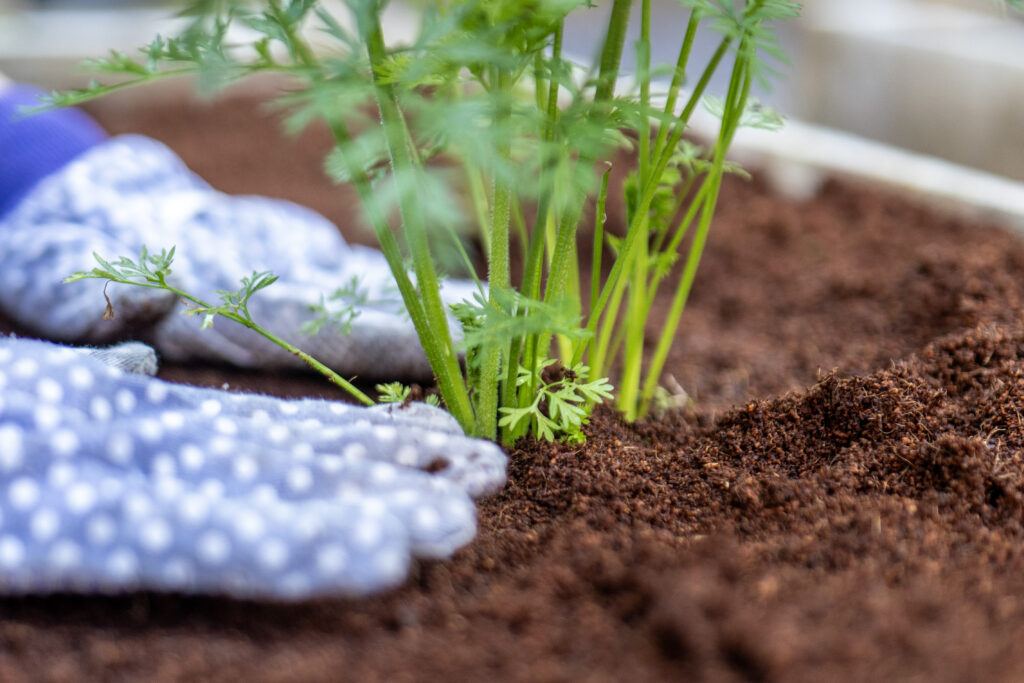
[0,85,479,380]
[0,336,506,599]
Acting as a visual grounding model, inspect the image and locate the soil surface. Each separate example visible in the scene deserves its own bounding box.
[4,92,1024,681]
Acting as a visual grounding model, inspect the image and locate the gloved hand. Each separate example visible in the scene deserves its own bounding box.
[0,336,506,599]
[0,86,479,380]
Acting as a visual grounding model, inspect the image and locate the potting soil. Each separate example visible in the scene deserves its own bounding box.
[1,93,1024,681]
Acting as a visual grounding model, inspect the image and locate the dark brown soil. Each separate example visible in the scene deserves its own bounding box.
[3,92,1024,681]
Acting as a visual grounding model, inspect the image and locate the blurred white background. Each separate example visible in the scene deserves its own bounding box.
[1,0,1022,180]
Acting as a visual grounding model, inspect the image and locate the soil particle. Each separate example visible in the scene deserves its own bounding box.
[3,93,1024,680]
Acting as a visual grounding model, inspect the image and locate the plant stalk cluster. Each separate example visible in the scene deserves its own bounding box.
[60,0,800,444]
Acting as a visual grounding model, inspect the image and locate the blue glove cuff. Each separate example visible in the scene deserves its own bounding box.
[0,85,107,219]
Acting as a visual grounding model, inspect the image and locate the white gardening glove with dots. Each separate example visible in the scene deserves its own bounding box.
[0,134,479,380]
[0,336,506,599]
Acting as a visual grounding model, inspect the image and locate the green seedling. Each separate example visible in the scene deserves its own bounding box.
[376,381,442,407]
[498,359,613,444]
[375,381,413,404]
[57,0,801,443]
[65,246,375,406]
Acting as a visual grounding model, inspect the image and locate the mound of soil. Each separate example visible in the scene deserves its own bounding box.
[3,93,1024,681]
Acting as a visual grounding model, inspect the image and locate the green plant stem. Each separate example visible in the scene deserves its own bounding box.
[647,10,699,180]
[511,199,529,262]
[267,14,448,415]
[360,13,474,432]
[589,272,621,379]
[542,182,587,321]
[616,0,653,419]
[253,328,373,404]
[518,171,551,298]
[281,19,474,426]
[595,0,633,101]
[480,198,509,440]
[478,76,513,440]
[617,214,648,419]
[466,155,493,257]
[556,245,581,365]
[638,41,755,418]
[648,35,731,196]
[508,19,566,437]
[644,175,708,312]
[139,277,375,406]
[576,34,732,368]
[270,0,318,67]
[589,170,611,312]
[648,172,698,258]
[323,116,453,391]
[515,190,552,419]
[637,180,720,419]
[545,22,564,138]
[637,0,651,182]
[534,51,547,112]
[545,0,633,312]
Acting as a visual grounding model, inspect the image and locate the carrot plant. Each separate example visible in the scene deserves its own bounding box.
[57,0,799,443]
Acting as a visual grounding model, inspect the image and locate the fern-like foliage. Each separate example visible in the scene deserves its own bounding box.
[498,360,613,444]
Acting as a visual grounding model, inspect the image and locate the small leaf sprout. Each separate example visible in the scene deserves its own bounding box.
[65,248,374,407]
